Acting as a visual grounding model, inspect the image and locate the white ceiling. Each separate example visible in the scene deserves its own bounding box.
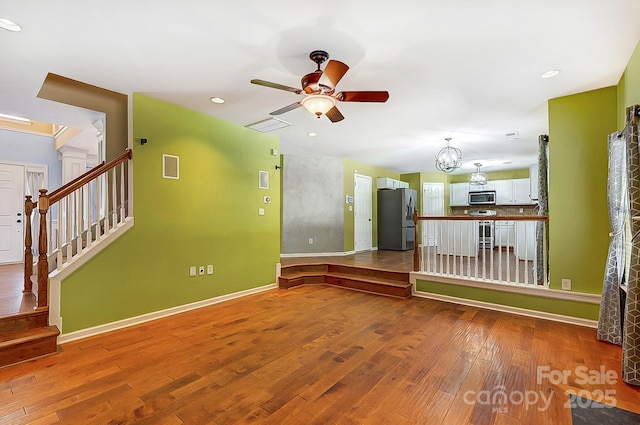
[1,0,639,174]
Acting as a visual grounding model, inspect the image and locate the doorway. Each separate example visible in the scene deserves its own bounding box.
[0,163,25,264]
[422,182,444,247]
[354,174,372,252]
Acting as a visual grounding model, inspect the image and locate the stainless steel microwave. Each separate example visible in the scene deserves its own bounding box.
[468,190,496,205]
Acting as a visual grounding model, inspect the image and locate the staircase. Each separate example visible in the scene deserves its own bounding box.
[0,308,59,368]
[279,263,412,298]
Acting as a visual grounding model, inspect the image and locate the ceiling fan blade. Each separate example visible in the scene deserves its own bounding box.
[325,106,345,123]
[336,91,390,102]
[319,60,349,89]
[269,102,302,115]
[251,79,302,94]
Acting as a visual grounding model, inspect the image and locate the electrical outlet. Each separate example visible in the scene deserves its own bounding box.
[199,266,205,275]
[189,266,196,277]
[519,208,524,213]
[207,264,214,275]
[561,278,572,290]
[308,237,314,244]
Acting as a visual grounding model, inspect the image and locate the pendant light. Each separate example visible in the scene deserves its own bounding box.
[470,163,488,185]
[435,138,462,173]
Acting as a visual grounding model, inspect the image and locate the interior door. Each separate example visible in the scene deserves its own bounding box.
[422,182,444,246]
[354,174,372,252]
[0,163,25,264]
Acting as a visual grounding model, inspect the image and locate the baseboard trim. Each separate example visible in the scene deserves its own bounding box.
[413,290,598,328]
[58,283,278,344]
[281,251,356,258]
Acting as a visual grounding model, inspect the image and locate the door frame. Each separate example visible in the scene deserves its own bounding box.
[353,173,373,252]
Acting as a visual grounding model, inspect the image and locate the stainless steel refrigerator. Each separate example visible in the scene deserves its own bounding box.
[377,188,417,250]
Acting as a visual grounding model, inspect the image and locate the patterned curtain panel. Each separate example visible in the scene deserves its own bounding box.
[623,104,640,386]
[597,132,626,345]
[536,135,549,284]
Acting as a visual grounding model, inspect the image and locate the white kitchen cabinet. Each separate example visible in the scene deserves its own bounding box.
[494,178,533,205]
[377,177,409,190]
[495,220,515,248]
[468,181,495,191]
[450,183,469,206]
[513,179,531,204]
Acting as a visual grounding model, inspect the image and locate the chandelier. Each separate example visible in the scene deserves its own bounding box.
[435,138,462,173]
[470,163,488,185]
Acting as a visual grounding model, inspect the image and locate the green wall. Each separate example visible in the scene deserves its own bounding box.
[60,94,281,333]
[343,159,399,251]
[548,87,617,294]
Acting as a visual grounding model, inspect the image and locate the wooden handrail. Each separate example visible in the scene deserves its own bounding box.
[49,149,132,205]
[47,161,106,200]
[414,215,549,221]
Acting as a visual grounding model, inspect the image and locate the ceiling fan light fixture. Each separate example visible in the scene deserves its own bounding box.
[470,162,488,185]
[435,138,462,173]
[301,94,336,118]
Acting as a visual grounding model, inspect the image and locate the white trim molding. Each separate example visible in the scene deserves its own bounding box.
[280,250,356,258]
[411,272,601,304]
[58,283,278,344]
[413,291,598,329]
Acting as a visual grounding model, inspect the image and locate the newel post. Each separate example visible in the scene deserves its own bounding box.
[23,195,36,293]
[413,208,419,272]
[37,189,50,309]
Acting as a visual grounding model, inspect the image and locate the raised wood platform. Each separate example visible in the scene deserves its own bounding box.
[0,309,60,368]
[279,263,412,298]
[0,264,60,368]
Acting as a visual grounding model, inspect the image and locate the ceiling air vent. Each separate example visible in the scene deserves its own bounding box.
[246,117,291,133]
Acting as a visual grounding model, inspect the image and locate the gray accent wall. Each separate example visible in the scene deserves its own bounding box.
[282,155,344,254]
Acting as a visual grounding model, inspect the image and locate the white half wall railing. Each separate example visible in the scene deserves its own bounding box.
[413,215,549,287]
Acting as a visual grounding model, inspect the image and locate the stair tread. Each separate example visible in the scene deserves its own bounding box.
[0,326,60,346]
[280,271,410,287]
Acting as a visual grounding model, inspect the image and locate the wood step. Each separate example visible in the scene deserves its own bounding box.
[279,263,412,298]
[0,325,60,368]
[0,308,49,335]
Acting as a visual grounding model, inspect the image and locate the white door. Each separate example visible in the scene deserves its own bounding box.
[0,163,25,264]
[423,182,444,246]
[354,174,372,252]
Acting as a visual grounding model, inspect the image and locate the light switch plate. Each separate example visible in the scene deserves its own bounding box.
[189,266,196,277]
[258,208,265,216]
[199,266,205,275]
[561,279,572,290]
[207,265,214,275]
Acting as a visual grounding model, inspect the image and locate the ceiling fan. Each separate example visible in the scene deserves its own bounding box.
[251,50,389,123]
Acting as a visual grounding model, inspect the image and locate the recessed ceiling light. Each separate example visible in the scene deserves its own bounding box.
[0,18,22,32]
[540,70,560,79]
[308,132,317,137]
[210,97,225,104]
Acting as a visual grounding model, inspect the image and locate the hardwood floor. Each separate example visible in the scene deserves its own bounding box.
[0,263,36,317]
[1,283,638,424]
